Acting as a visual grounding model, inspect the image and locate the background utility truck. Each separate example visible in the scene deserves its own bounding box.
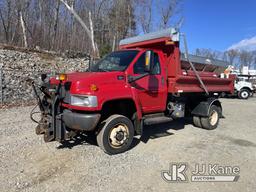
[234,74,255,99]
[31,28,235,154]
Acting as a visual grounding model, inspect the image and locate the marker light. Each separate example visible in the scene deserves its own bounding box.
[90,84,98,91]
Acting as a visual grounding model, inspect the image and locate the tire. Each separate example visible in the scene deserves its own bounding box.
[193,116,202,128]
[96,115,134,155]
[238,89,250,99]
[200,105,220,130]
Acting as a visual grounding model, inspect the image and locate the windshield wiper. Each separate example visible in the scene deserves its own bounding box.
[97,68,110,72]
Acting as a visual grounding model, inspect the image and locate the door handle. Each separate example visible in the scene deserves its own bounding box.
[161,77,165,85]
[149,90,158,93]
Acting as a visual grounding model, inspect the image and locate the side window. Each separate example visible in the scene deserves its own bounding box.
[152,52,161,75]
[133,51,161,75]
[133,53,146,74]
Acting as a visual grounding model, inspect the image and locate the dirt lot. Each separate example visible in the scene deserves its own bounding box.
[0,98,256,192]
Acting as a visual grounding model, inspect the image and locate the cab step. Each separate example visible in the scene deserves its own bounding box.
[144,115,172,125]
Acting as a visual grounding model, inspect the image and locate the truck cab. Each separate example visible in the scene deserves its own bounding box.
[32,28,235,154]
[234,77,255,99]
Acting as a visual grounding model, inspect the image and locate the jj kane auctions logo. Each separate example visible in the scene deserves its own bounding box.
[161,163,240,182]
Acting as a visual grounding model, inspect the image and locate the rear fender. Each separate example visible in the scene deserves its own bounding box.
[191,98,222,117]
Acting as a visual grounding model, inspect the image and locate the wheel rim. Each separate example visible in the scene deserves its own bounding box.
[109,123,129,148]
[241,91,248,98]
[209,110,218,126]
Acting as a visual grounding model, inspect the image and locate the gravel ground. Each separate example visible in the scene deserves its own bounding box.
[0,98,256,192]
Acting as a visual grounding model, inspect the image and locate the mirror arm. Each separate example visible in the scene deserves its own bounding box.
[128,73,149,83]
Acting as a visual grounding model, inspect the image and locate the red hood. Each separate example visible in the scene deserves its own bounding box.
[66,71,124,83]
[66,71,126,95]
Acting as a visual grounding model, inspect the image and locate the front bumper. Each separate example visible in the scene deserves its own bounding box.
[63,110,101,131]
[32,80,101,142]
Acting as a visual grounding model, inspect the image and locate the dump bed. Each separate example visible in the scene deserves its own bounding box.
[180,53,227,74]
[177,53,235,94]
[119,28,235,94]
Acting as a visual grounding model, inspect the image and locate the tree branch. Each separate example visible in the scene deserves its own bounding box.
[60,0,99,57]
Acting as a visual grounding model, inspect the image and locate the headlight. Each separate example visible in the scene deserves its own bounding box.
[70,95,98,107]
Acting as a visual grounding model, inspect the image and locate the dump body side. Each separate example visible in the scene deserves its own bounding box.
[120,37,235,94]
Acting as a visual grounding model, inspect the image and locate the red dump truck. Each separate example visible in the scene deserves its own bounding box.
[31,28,235,154]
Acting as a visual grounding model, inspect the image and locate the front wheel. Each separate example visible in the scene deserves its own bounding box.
[96,115,134,155]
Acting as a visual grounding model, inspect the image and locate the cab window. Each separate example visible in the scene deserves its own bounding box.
[133,51,161,74]
[152,52,161,75]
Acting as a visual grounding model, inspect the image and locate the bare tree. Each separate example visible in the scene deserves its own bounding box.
[137,0,152,33]
[239,50,254,71]
[0,0,13,43]
[108,0,136,51]
[195,48,222,60]
[16,0,31,47]
[223,49,239,66]
[52,0,60,49]
[136,0,181,33]
[19,11,27,47]
[60,0,99,57]
[0,0,180,56]
[89,10,99,57]
[159,0,179,29]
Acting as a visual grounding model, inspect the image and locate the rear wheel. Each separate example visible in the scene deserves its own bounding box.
[200,105,220,130]
[96,115,134,155]
[193,116,202,128]
[238,89,250,99]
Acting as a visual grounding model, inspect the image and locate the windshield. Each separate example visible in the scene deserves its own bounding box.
[91,50,139,72]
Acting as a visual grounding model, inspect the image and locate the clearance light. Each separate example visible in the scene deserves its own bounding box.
[90,84,98,91]
[165,40,175,45]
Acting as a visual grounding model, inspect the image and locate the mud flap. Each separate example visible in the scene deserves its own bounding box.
[191,98,222,117]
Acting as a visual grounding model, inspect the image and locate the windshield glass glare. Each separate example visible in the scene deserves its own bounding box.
[91,50,139,72]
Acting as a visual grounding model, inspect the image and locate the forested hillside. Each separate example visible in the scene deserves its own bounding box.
[0,0,181,57]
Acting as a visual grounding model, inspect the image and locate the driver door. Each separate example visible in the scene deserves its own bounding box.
[131,51,167,113]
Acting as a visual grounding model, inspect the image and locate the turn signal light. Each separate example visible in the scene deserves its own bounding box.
[90,84,98,91]
[56,74,67,81]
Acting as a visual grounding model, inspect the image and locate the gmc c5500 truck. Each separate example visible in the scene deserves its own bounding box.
[31,28,235,154]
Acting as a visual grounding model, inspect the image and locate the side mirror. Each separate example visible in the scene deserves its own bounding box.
[144,50,152,73]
